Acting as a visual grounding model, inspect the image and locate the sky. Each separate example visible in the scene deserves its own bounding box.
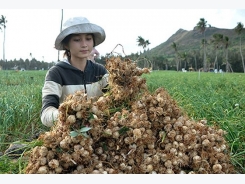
[0,1,244,63]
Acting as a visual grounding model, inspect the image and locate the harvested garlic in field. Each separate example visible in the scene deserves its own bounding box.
[202,139,211,147]
[199,168,209,174]
[190,129,197,135]
[60,139,70,149]
[184,120,192,127]
[48,159,59,169]
[100,154,107,161]
[166,169,174,174]
[55,166,63,174]
[95,162,103,169]
[179,170,186,174]
[217,129,225,136]
[144,157,152,164]
[172,158,179,166]
[164,143,173,151]
[124,137,134,144]
[76,165,84,172]
[139,113,147,121]
[39,146,48,157]
[66,115,76,124]
[179,143,187,152]
[37,166,48,174]
[181,125,188,133]
[71,152,80,163]
[170,148,177,155]
[146,164,153,172]
[208,133,215,141]
[175,135,183,142]
[152,154,160,164]
[24,57,235,174]
[74,144,82,152]
[213,164,222,173]
[200,119,207,125]
[220,144,226,151]
[40,157,47,166]
[95,147,103,155]
[178,151,183,158]
[98,168,105,174]
[120,163,127,170]
[173,121,183,130]
[128,158,135,165]
[71,103,82,111]
[133,128,142,141]
[104,128,112,136]
[172,141,179,148]
[164,160,172,168]
[147,143,155,150]
[76,111,83,119]
[167,130,177,140]
[112,131,120,139]
[46,150,55,161]
[193,155,201,163]
[107,139,116,147]
[91,170,100,174]
[213,146,221,153]
[81,150,89,157]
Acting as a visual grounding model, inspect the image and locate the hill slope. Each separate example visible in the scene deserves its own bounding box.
[147,26,245,57]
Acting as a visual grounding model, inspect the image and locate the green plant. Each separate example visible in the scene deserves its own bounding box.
[69,126,92,138]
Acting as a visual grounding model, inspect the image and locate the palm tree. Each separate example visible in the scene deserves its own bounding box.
[144,39,151,50]
[58,9,63,61]
[137,36,151,53]
[171,42,180,71]
[0,15,7,62]
[196,18,208,72]
[223,36,233,72]
[29,53,33,70]
[234,22,245,73]
[190,49,198,71]
[137,36,145,52]
[210,33,223,70]
[179,51,189,70]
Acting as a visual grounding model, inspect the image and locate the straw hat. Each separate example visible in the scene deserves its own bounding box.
[55,17,106,50]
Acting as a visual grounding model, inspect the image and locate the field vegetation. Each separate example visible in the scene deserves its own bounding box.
[0,69,244,173]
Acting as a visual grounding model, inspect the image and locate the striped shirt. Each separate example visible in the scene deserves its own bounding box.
[41,59,108,127]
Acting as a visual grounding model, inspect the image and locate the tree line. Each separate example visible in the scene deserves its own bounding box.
[135,18,244,73]
[194,18,244,72]
[1,15,244,73]
[0,58,56,71]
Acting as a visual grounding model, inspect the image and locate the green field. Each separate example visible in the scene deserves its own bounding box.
[0,69,244,173]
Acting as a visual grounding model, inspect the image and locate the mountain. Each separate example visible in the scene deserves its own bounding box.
[146,26,245,58]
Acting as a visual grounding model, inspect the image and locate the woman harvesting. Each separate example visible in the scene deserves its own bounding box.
[41,16,108,127]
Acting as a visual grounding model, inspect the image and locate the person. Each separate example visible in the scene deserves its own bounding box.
[88,47,100,62]
[41,16,109,127]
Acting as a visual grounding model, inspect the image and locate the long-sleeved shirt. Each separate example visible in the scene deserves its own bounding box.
[41,59,108,127]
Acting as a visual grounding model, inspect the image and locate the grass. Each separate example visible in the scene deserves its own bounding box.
[0,70,49,150]
[0,69,244,173]
[144,70,245,173]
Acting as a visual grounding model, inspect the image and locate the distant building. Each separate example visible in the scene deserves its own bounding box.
[11,65,19,70]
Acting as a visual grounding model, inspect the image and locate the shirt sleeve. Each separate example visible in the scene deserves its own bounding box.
[41,67,62,127]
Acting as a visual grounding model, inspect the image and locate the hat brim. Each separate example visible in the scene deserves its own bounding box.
[55,23,106,50]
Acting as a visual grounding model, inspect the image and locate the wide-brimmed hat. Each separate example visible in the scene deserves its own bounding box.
[55,16,106,50]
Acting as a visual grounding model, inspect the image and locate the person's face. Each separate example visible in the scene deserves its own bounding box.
[66,33,94,59]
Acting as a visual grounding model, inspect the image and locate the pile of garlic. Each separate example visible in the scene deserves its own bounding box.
[25,57,235,174]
